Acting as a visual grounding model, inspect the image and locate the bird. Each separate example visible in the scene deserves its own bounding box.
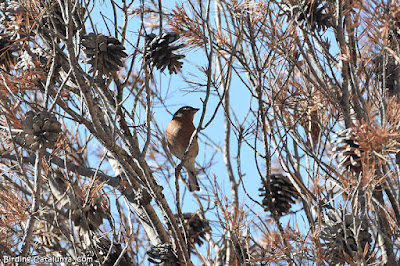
[166,106,200,192]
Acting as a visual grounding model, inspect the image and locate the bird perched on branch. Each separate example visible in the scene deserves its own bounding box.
[166,106,200,192]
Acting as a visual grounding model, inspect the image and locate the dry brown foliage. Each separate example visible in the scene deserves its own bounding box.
[0,0,400,265]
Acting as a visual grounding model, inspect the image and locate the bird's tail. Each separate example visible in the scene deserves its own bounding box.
[187,170,200,192]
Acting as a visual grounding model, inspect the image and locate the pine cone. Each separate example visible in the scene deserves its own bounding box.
[259,174,300,216]
[134,187,152,206]
[280,0,332,31]
[332,128,362,173]
[40,0,82,39]
[320,208,371,264]
[386,57,399,95]
[82,33,128,75]
[92,236,134,265]
[22,110,62,150]
[147,243,178,264]
[72,200,108,231]
[144,32,185,74]
[179,212,211,248]
[373,55,399,96]
[48,169,108,231]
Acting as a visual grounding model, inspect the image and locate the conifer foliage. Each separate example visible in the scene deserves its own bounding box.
[1,0,400,265]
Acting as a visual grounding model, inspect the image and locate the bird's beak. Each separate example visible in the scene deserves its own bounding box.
[193,108,200,113]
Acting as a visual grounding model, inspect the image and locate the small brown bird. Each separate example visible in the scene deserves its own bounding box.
[166,106,200,191]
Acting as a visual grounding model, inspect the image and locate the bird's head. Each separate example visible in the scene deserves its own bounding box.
[172,106,199,120]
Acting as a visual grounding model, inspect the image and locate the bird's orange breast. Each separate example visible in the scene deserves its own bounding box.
[166,117,199,159]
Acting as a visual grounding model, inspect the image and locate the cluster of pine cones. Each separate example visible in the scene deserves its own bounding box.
[48,169,109,231]
[258,172,373,263]
[147,213,210,263]
[320,208,372,264]
[48,169,132,264]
